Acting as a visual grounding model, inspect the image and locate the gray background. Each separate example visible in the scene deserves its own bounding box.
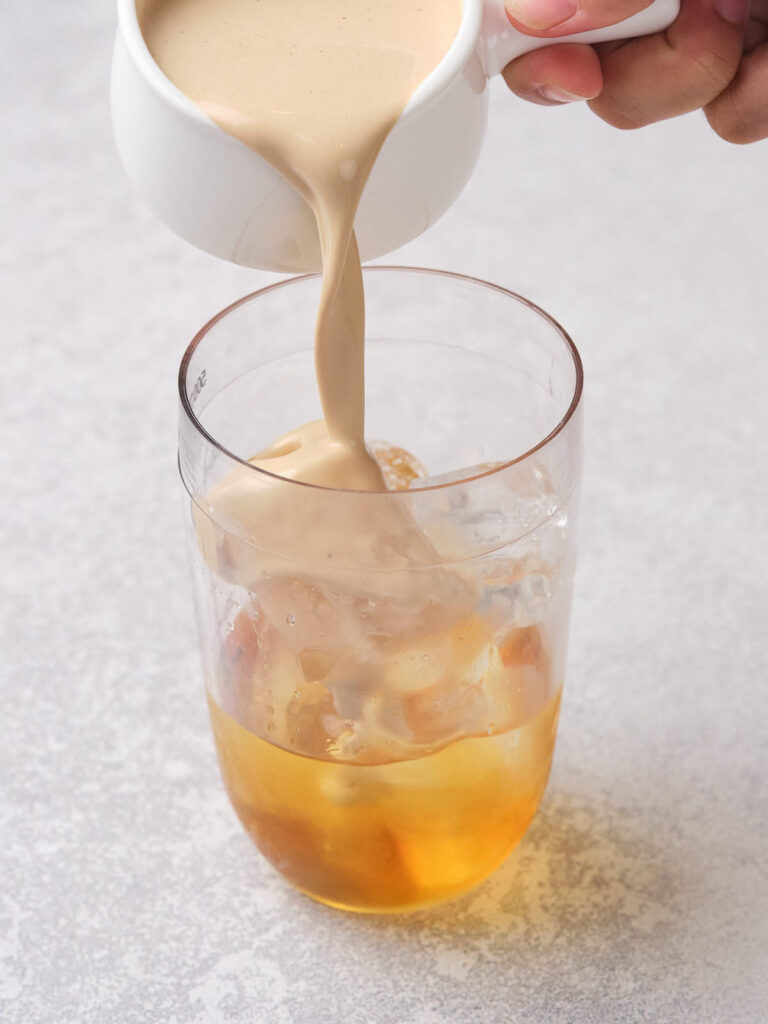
[3,1,767,1022]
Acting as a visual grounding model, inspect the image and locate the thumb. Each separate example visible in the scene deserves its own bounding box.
[505,0,657,35]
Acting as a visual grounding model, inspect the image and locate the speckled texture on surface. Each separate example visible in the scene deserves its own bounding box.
[2,2,767,1022]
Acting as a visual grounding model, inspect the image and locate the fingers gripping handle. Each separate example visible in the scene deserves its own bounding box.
[479,0,681,78]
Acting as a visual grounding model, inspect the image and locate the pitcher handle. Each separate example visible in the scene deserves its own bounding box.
[479,0,681,78]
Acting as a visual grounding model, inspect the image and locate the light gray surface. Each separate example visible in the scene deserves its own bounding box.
[3,2,767,1022]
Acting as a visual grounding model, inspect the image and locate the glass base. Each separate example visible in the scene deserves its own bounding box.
[209,688,561,914]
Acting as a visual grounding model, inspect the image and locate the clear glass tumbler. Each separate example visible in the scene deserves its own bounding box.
[179,268,583,913]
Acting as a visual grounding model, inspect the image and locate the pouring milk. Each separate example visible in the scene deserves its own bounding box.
[140,0,463,494]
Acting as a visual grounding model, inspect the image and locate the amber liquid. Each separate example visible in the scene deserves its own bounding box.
[208,687,562,913]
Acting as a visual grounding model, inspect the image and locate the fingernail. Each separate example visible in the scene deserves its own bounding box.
[537,85,588,103]
[506,0,578,31]
[714,0,747,23]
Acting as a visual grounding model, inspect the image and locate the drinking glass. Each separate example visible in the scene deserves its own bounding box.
[179,267,583,913]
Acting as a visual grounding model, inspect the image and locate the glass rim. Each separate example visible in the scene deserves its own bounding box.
[178,266,584,496]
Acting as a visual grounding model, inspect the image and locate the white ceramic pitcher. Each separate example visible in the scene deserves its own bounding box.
[111,0,679,273]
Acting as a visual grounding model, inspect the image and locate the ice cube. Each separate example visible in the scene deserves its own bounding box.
[492,624,551,725]
[326,615,495,754]
[255,575,367,656]
[219,604,267,725]
[219,598,347,755]
[283,681,346,758]
[408,459,560,562]
[370,440,427,491]
[478,556,554,629]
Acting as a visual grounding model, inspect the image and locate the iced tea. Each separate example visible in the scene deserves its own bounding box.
[209,686,561,912]
[207,587,561,912]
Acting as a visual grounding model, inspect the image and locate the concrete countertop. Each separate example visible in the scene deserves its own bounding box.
[3,1,767,1021]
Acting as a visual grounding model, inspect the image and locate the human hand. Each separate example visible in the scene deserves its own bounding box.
[501,0,768,143]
